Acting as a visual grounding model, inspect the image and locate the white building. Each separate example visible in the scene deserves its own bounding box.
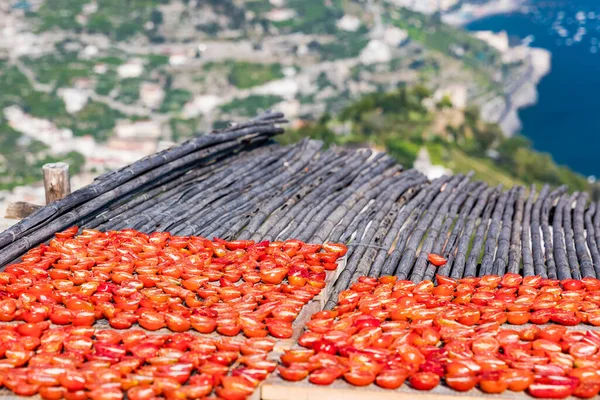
[58,88,89,114]
[114,119,162,141]
[359,40,392,64]
[337,15,361,32]
[94,63,108,75]
[169,52,188,67]
[383,26,409,48]
[183,95,223,118]
[73,78,95,90]
[81,45,99,58]
[265,9,296,22]
[82,1,98,14]
[117,59,144,78]
[3,106,74,154]
[254,78,299,100]
[139,82,165,109]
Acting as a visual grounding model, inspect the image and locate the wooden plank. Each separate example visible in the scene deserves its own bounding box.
[261,377,524,400]
[4,201,42,220]
[43,162,71,205]
[313,255,347,308]
[272,255,346,350]
[261,322,600,400]
[0,255,347,399]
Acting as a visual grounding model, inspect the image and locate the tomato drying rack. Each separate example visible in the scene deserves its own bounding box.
[1,112,599,400]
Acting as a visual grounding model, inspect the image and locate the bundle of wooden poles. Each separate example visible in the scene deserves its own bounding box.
[2,112,600,308]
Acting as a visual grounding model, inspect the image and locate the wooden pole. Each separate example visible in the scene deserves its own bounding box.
[4,202,42,220]
[43,163,71,205]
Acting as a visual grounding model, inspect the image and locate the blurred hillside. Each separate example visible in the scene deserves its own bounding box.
[0,0,594,214]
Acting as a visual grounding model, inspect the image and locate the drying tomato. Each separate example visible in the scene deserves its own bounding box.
[427,254,447,267]
[528,383,574,399]
[479,371,508,394]
[278,365,309,381]
[409,372,440,390]
[343,369,376,386]
[266,318,293,339]
[445,374,478,392]
[375,368,408,389]
[309,368,342,385]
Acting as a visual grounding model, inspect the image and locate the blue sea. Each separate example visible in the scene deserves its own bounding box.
[466,0,600,178]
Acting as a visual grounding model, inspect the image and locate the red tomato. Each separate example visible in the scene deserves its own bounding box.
[507,310,530,325]
[504,369,534,392]
[343,369,376,386]
[312,340,338,355]
[137,311,165,331]
[309,367,342,385]
[428,254,447,267]
[409,372,440,390]
[446,374,478,391]
[562,279,584,291]
[376,368,408,389]
[266,318,293,339]
[479,371,509,394]
[528,383,574,399]
[278,365,309,381]
[281,349,314,365]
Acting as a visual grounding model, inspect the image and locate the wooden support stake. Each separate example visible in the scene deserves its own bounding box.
[4,202,42,220]
[43,163,71,205]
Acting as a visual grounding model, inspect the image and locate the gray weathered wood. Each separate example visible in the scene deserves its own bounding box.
[43,163,71,205]
[4,202,42,220]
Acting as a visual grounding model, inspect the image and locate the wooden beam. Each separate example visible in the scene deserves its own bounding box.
[4,202,42,220]
[43,162,71,205]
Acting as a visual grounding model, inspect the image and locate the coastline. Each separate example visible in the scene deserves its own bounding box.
[479,45,551,136]
[443,0,526,27]
[446,0,553,138]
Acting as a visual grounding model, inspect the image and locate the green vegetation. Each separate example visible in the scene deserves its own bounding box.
[146,54,169,70]
[228,62,283,89]
[0,122,84,191]
[21,53,92,88]
[66,102,124,142]
[0,62,123,143]
[32,0,168,41]
[116,78,142,104]
[97,56,124,66]
[192,0,246,34]
[0,66,71,122]
[275,0,342,34]
[387,7,500,91]
[95,71,118,96]
[279,87,592,194]
[221,95,284,117]
[388,8,499,69]
[160,89,193,113]
[319,32,369,61]
[170,118,199,142]
[244,0,273,14]
[33,0,84,32]
[204,61,284,89]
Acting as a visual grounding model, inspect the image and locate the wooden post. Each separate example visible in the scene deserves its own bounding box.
[4,202,42,220]
[43,163,71,205]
